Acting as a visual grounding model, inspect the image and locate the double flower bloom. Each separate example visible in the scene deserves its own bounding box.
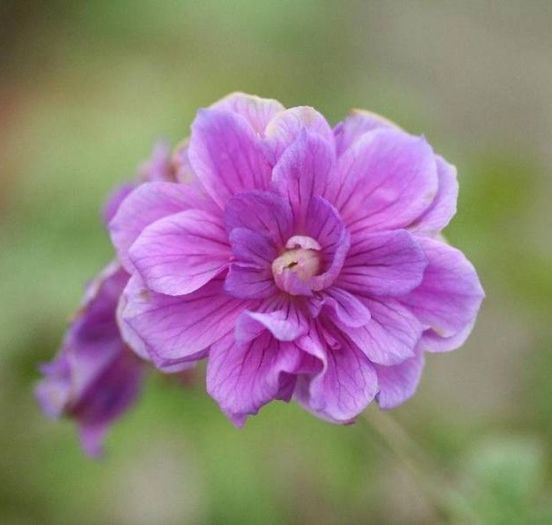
[37,93,484,455]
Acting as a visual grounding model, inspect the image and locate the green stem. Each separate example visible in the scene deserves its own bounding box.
[361,408,481,525]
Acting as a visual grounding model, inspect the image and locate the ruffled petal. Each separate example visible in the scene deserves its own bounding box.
[337,230,428,297]
[188,108,272,207]
[116,277,195,373]
[236,298,308,342]
[129,209,230,296]
[345,298,423,365]
[264,106,334,162]
[120,276,248,369]
[210,92,285,134]
[110,182,210,271]
[207,333,302,425]
[409,156,458,235]
[224,227,279,299]
[310,287,371,328]
[375,346,425,409]
[334,128,438,233]
[334,109,399,155]
[229,227,277,267]
[272,131,335,226]
[296,327,378,423]
[224,264,277,299]
[224,190,293,248]
[304,196,350,291]
[400,237,484,351]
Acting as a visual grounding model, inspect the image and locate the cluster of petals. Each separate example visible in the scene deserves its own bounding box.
[112,93,484,425]
[37,93,484,453]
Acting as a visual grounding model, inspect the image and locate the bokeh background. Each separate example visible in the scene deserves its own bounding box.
[2,2,552,524]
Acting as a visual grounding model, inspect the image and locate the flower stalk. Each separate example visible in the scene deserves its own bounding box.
[362,408,481,525]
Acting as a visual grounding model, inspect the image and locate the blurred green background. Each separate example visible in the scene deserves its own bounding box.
[1,1,552,524]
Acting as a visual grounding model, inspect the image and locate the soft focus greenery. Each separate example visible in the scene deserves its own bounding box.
[1,2,552,524]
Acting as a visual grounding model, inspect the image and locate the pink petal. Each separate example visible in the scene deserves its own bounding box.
[296,327,378,423]
[110,182,211,272]
[334,109,399,155]
[120,276,249,369]
[228,227,277,266]
[409,155,458,235]
[102,183,135,225]
[116,276,194,373]
[264,106,334,162]
[236,299,308,342]
[224,190,293,248]
[272,131,335,225]
[188,108,272,207]
[337,229,428,297]
[304,196,350,291]
[137,140,175,182]
[224,264,277,299]
[310,287,371,328]
[346,298,423,365]
[375,346,425,409]
[129,209,230,296]
[207,333,302,425]
[334,128,438,233]
[211,92,285,134]
[223,227,279,299]
[79,424,109,458]
[400,237,484,351]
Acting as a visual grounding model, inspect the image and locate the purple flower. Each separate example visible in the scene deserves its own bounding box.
[110,93,484,425]
[36,144,178,455]
[36,263,144,456]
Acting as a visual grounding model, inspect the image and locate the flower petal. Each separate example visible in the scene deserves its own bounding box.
[229,227,277,266]
[224,227,279,299]
[337,230,428,297]
[310,287,371,328]
[272,131,335,225]
[334,128,438,233]
[120,276,248,369]
[116,276,193,373]
[137,141,175,182]
[236,298,308,342]
[264,106,334,162]
[211,92,285,134]
[304,196,350,291]
[103,183,135,225]
[374,346,425,409]
[129,209,230,296]
[188,108,272,207]
[409,156,458,235]
[224,190,293,247]
[110,182,211,272]
[346,298,423,365]
[72,350,144,456]
[400,237,484,351]
[224,264,277,299]
[334,109,399,155]
[295,326,378,423]
[36,261,145,458]
[207,333,302,425]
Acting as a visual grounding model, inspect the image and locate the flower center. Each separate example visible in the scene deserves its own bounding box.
[271,236,322,295]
